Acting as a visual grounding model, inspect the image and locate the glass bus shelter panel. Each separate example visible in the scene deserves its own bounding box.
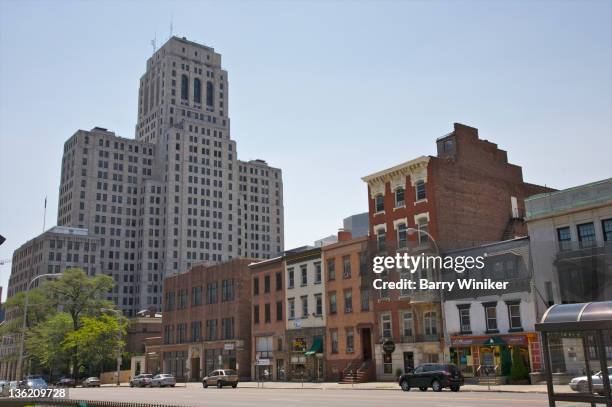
[547,331,605,396]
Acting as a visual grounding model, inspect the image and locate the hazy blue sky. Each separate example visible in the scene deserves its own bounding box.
[1,1,611,301]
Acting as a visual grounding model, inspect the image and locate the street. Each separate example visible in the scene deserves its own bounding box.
[65,386,559,407]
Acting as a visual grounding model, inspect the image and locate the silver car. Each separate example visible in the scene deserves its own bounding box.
[151,374,176,387]
[202,369,238,388]
[81,377,101,388]
[570,367,612,394]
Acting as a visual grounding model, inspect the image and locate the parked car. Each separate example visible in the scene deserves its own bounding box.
[1,381,18,396]
[55,377,76,387]
[81,377,101,388]
[398,363,463,392]
[202,369,238,388]
[19,377,48,390]
[570,367,612,394]
[130,374,154,388]
[151,374,176,387]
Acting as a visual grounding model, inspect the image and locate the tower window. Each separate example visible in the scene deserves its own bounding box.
[206,81,214,106]
[181,75,189,100]
[194,78,202,104]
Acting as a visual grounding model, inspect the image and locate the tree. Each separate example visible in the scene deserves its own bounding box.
[63,314,126,375]
[0,288,53,336]
[25,313,73,374]
[45,269,115,331]
[510,346,529,382]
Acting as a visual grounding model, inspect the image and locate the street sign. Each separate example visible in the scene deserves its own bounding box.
[224,343,235,350]
[383,339,395,354]
[256,358,271,366]
[293,318,302,329]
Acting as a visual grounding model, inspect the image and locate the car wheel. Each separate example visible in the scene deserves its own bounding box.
[171,384,175,387]
[217,380,223,389]
[400,380,411,391]
[232,383,237,388]
[419,386,427,391]
[130,382,134,388]
[431,379,442,392]
[203,382,208,388]
[577,381,589,393]
[450,385,460,392]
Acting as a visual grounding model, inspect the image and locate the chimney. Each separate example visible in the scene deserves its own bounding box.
[338,229,352,242]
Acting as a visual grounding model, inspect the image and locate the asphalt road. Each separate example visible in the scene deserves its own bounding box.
[66,386,563,407]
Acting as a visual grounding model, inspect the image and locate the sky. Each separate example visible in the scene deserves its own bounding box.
[1,0,611,301]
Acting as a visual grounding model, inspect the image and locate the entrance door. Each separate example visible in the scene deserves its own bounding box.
[361,328,372,361]
[403,352,414,373]
[191,358,200,380]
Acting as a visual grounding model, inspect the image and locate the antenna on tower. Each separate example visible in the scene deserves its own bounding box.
[151,32,157,54]
[42,195,47,232]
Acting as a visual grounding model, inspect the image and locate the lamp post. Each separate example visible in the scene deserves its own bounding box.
[16,273,61,380]
[404,228,449,362]
[101,308,123,386]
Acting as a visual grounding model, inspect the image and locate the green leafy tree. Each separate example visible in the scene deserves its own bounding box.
[63,314,126,374]
[510,346,529,382]
[25,313,73,373]
[0,288,53,336]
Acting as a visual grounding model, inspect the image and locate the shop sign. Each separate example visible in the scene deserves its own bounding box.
[383,339,395,354]
[256,358,271,366]
[224,343,235,350]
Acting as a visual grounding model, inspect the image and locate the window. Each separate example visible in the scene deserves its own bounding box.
[506,301,522,330]
[301,295,308,318]
[327,259,335,281]
[206,81,214,106]
[300,265,308,286]
[577,222,596,248]
[381,313,392,339]
[545,281,555,307]
[377,230,386,252]
[344,289,353,313]
[194,78,202,103]
[401,311,413,337]
[603,219,612,242]
[276,301,283,321]
[360,289,370,311]
[342,255,351,279]
[276,272,282,290]
[424,311,438,337]
[395,187,405,207]
[253,305,260,324]
[288,298,295,319]
[288,268,295,288]
[346,328,355,353]
[314,262,322,284]
[458,305,471,334]
[484,302,498,332]
[557,227,571,251]
[206,282,218,304]
[181,75,188,100]
[415,180,426,201]
[417,217,429,245]
[375,194,384,212]
[264,275,270,293]
[397,223,407,249]
[330,329,339,354]
[265,303,271,323]
[253,277,259,295]
[443,138,455,152]
[329,292,337,314]
[192,286,202,306]
[315,294,322,316]
[221,317,234,339]
[221,279,234,301]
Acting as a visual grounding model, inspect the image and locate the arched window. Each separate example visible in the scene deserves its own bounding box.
[206,81,214,106]
[181,75,189,100]
[194,78,202,104]
[424,311,438,336]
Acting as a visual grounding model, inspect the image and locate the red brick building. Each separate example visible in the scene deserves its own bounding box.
[159,259,255,380]
[362,123,553,380]
[249,256,287,381]
[322,232,375,382]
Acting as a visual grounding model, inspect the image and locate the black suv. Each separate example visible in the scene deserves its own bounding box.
[398,363,463,392]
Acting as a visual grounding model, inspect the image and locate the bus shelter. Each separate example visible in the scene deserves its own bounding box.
[536,301,612,407]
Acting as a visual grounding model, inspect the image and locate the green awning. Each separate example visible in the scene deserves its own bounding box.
[304,337,323,356]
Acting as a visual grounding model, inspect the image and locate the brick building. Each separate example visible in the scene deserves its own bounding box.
[362,123,553,380]
[249,256,287,381]
[159,258,254,380]
[322,232,375,382]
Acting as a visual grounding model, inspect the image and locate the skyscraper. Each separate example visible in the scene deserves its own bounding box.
[16,36,284,316]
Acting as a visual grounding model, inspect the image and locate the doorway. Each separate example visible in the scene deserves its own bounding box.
[403,352,414,373]
[361,328,372,361]
[191,358,200,380]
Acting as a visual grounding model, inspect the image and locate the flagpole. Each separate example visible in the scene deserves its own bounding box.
[43,195,47,232]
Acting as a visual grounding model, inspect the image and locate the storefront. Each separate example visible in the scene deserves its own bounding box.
[285,330,325,382]
[449,333,540,378]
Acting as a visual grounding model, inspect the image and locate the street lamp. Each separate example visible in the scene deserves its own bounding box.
[101,308,123,386]
[403,228,450,362]
[16,273,61,380]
